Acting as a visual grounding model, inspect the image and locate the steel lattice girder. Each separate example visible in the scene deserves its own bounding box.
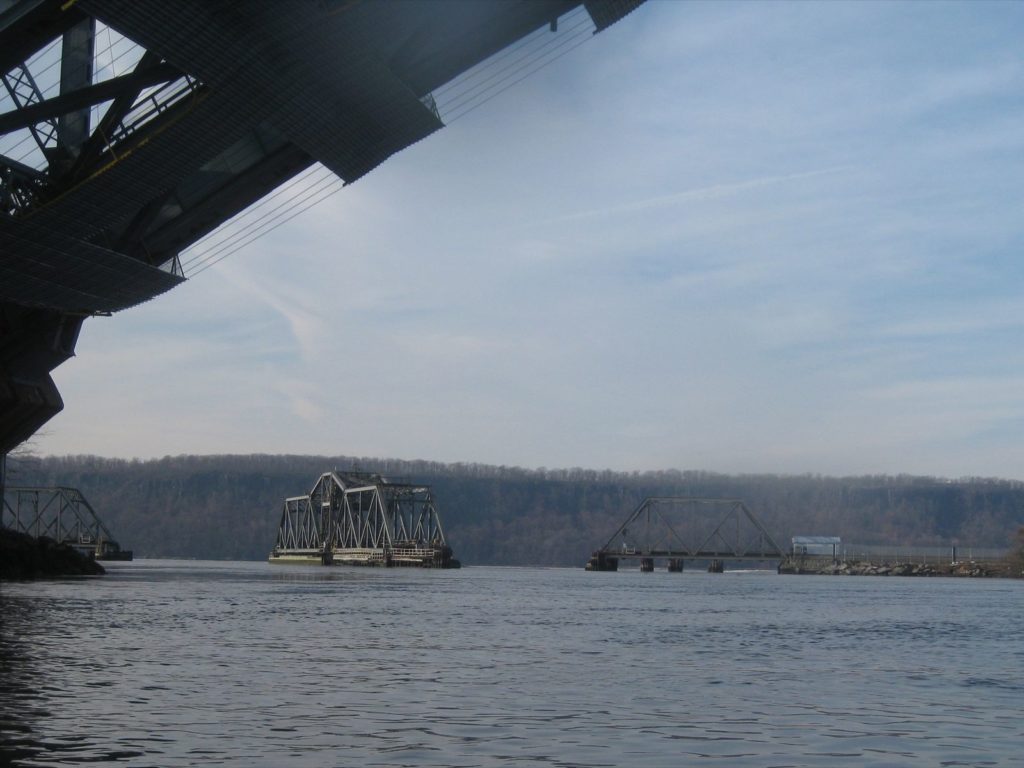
[596,497,786,561]
[272,471,448,555]
[2,485,118,545]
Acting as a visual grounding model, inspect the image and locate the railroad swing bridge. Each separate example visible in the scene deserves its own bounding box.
[269,471,459,568]
[2,484,132,560]
[586,497,785,572]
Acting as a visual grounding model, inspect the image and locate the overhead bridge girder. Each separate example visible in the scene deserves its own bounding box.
[0,0,646,454]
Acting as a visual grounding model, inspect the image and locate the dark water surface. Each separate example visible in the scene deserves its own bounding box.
[1,561,1021,767]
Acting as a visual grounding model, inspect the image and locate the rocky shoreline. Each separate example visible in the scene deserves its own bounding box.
[0,528,106,580]
[779,558,1018,578]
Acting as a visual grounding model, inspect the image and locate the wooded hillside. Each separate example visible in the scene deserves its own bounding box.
[7,454,1023,565]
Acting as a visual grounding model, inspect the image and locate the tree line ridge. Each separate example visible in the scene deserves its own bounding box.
[6,453,1023,566]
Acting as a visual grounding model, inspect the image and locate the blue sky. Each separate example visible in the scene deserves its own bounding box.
[37,1,1024,479]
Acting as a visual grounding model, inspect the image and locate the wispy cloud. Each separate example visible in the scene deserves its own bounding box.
[879,302,1024,339]
[33,1,1024,481]
[217,261,328,362]
[547,167,853,224]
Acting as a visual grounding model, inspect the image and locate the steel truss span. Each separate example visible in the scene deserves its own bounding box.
[270,470,459,568]
[585,497,786,572]
[2,484,132,560]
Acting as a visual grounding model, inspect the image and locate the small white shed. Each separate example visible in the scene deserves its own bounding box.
[792,536,841,557]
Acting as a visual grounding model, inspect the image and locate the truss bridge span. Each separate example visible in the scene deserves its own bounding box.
[2,484,132,560]
[586,497,785,573]
[269,470,459,568]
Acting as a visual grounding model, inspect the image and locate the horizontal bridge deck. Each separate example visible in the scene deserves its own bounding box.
[602,550,784,562]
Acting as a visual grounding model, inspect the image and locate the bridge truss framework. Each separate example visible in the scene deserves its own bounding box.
[270,471,457,568]
[586,497,786,572]
[2,484,131,559]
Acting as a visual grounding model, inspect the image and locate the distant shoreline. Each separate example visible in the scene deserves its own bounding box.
[779,557,1021,579]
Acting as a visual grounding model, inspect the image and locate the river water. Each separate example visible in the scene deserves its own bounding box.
[1,561,1021,767]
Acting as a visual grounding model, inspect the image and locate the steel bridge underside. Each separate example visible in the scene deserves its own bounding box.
[0,0,643,455]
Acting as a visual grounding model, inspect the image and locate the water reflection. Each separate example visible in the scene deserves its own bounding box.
[0,595,45,765]
[267,565,357,583]
[1,589,153,766]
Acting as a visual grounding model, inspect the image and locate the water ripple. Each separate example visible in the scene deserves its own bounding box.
[1,562,1021,767]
